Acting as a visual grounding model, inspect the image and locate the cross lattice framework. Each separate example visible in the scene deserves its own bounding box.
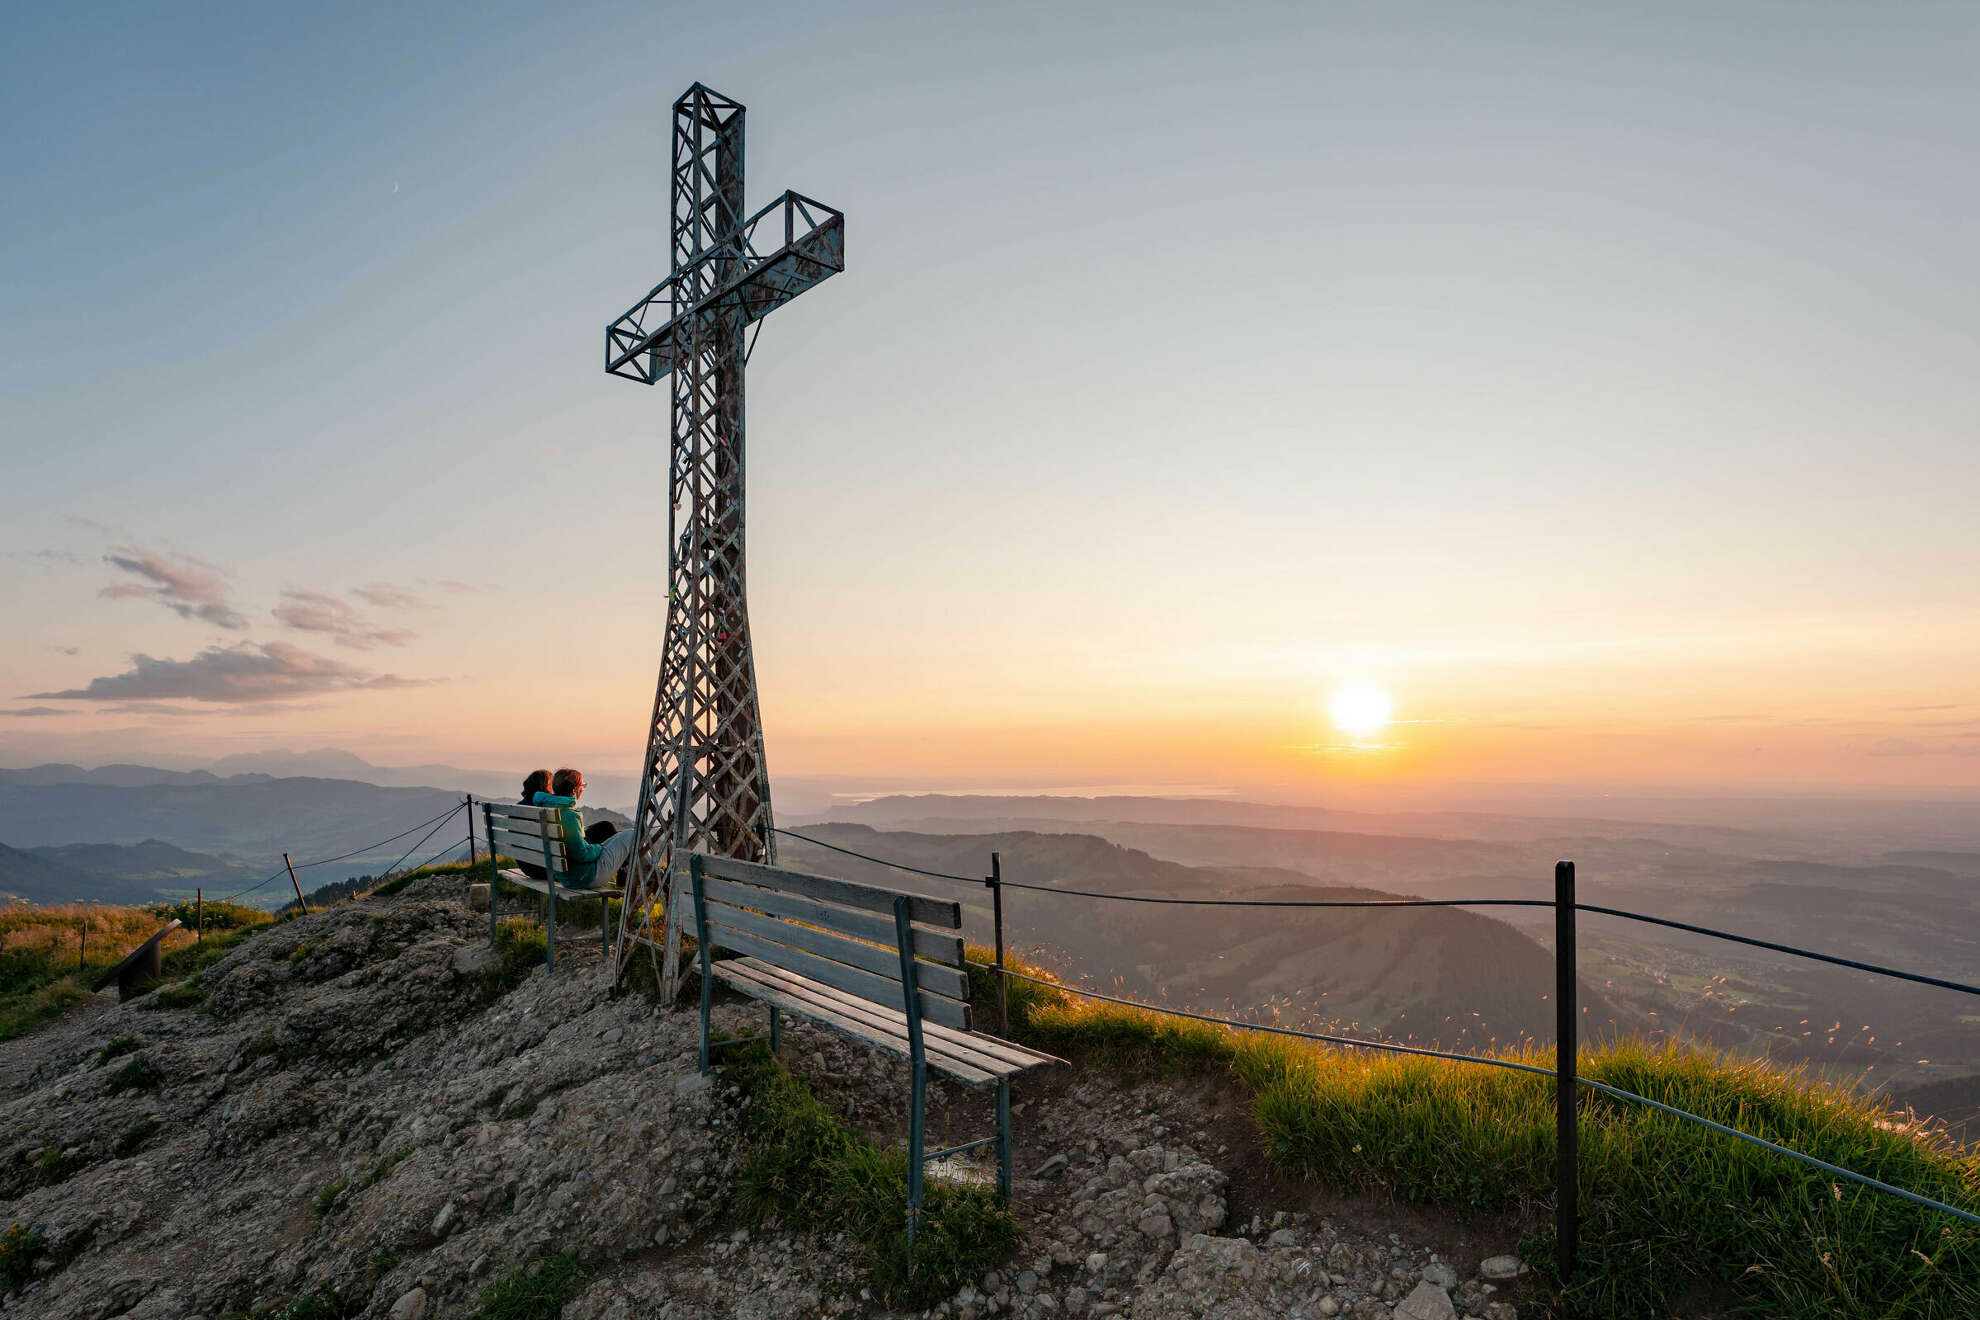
[605,83,844,994]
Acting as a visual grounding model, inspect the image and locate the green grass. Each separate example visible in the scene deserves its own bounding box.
[148,897,269,935]
[93,1036,141,1066]
[721,1041,1023,1308]
[0,1225,44,1295]
[0,898,274,1039]
[471,1251,586,1320]
[104,1054,159,1094]
[309,1178,348,1219]
[974,948,1980,1320]
[479,918,548,998]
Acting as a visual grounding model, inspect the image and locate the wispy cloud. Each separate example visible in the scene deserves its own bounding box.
[436,579,475,594]
[272,589,414,649]
[351,582,428,610]
[0,706,64,718]
[29,641,425,704]
[100,545,248,630]
[6,548,84,568]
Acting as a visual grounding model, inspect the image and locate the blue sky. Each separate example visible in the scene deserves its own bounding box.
[4,2,1978,795]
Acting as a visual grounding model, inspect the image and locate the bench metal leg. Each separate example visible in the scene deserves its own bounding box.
[769,1005,780,1053]
[996,1077,1012,1199]
[692,860,714,1075]
[545,881,558,973]
[894,896,928,1265]
[906,1065,925,1257]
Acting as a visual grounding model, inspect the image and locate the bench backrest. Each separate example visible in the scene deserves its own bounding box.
[482,802,575,877]
[688,853,972,1032]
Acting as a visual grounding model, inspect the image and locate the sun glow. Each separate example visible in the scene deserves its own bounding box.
[1329,681,1393,739]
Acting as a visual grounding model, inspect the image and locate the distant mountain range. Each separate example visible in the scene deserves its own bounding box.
[0,837,255,905]
[778,824,1625,1050]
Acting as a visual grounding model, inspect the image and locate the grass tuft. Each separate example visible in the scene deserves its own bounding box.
[471,1251,586,1320]
[104,1055,160,1094]
[722,1041,1022,1307]
[975,946,1980,1320]
[0,1225,44,1295]
[479,919,547,999]
[309,1178,348,1220]
[93,1036,142,1067]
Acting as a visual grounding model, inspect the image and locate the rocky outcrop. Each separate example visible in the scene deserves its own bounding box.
[1,883,1535,1318]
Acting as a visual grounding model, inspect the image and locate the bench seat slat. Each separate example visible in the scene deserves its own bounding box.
[698,920,971,1032]
[495,867,623,901]
[703,897,969,1001]
[699,854,960,928]
[725,957,1064,1076]
[700,874,963,967]
[713,959,1062,1089]
[713,961,1000,1087]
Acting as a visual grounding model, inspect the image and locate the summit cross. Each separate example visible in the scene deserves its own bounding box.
[604,83,845,996]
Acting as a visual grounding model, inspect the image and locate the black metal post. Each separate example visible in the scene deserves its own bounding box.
[1555,859,1579,1284]
[284,853,308,915]
[988,852,1007,1035]
[196,888,203,943]
[464,795,477,870]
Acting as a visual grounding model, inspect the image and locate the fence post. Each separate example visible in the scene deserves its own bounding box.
[196,888,203,943]
[988,852,1008,1035]
[284,852,308,915]
[1555,859,1579,1284]
[464,795,477,870]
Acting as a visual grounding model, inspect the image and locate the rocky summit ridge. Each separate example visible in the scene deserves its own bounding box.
[1,878,1533,1319]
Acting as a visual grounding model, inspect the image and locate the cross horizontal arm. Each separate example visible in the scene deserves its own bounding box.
[608,190,844,384]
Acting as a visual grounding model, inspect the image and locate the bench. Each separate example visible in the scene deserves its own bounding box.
[686,852,1065,1248]
[95,919,182,1001]
[480,802,625,972]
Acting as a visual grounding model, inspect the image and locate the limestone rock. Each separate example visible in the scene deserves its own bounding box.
[1395,1279,1457,1320]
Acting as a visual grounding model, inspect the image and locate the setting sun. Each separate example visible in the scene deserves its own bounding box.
[1329,681,1393,739]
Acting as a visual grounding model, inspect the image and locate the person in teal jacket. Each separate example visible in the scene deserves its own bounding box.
[531,767,634,888]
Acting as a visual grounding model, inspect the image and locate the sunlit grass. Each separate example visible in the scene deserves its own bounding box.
[0,898,276,1039]
[971,947,1980,1319]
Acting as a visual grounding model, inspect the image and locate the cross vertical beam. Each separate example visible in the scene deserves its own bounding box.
[605,84,844,998]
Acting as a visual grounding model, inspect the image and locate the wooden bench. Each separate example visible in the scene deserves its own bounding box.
[480,802,624,972]
[686,852,1065,1247]
[95,919,182,1001]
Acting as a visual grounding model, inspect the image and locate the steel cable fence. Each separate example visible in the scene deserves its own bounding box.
[770,825,1980,1251]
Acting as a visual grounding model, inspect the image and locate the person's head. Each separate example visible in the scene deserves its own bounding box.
[522,768,551,798]
[552,767,584,800]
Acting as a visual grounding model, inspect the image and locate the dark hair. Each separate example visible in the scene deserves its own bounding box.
[522,768,552,798]
[551,767,583,797]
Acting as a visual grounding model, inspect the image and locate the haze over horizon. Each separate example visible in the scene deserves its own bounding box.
[6,3,1979,804]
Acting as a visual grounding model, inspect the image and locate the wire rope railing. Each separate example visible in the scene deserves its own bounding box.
[215,800,470,905]
[770,824,1980,1266]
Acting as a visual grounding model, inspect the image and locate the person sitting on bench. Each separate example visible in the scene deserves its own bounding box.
[530,767,634,889]
[516,769,553,880]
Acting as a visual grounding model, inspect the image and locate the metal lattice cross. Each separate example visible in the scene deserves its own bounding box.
[604,83,845,995]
